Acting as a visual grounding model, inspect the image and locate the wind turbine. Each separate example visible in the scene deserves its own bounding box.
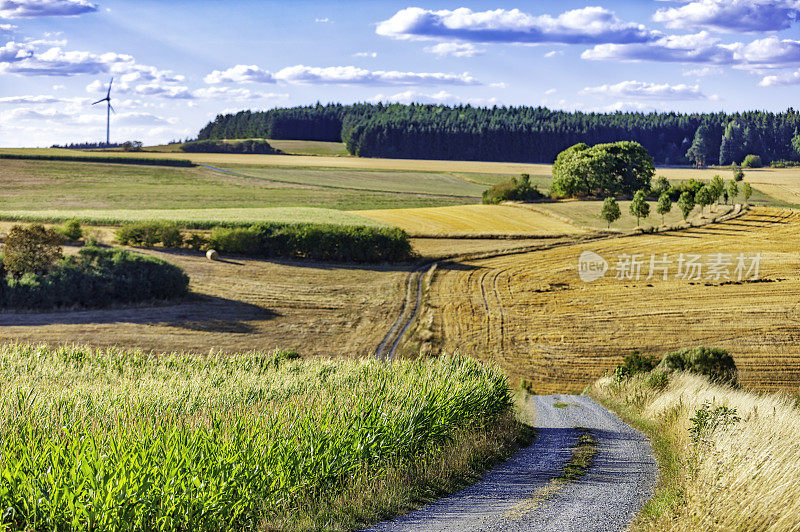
[92,77,114,146]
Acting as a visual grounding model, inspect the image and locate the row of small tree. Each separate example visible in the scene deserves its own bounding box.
[600,177,753,228]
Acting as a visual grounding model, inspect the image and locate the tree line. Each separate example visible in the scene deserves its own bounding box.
[197,103,800,165]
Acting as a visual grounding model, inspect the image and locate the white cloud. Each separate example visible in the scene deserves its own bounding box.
[544,50,563,58]
[582,31,733,64]
[191,86,290,101]
[583,32,800,69]
[204,64,274,84]
[580,80,708,99]
[275,65,479,85]
[314,17,331,23]
[353,51,377,58]
[205,64,480,86]
[545,88,557,94]
[369,89,498,106]
[760,68,800,85]
[683,65,724,77]
[0,93,77,103]
[653,0,800,33]
[376,6,655,45]
[424,42,484,57]
[0,0,98,18]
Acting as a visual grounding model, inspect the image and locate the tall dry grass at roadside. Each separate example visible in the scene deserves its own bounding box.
[590,372,800,531]
[0,343,520,531]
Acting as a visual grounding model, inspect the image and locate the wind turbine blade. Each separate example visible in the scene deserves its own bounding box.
[107,77,113,98]
[109,104,116,114]
[92,98,106,105]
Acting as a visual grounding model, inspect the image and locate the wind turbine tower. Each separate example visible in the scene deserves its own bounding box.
[91,78,114,146]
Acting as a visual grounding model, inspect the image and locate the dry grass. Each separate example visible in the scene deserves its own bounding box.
[0,246,406,358]
[352,204,586,237]
[589,372,800,531]
[422,207,800,393]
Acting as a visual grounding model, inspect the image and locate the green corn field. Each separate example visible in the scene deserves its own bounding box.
[0,344,513,530]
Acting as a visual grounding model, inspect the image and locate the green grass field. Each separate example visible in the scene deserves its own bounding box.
[0,345,517,530]
[0,158,478,213]
[0,206,383,228]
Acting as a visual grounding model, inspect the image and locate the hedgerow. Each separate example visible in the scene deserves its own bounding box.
[0,245,189,309]
[0,153,194,167]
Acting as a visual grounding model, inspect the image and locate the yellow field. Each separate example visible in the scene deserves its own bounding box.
[351,204,587,237]
[419,207,800,393]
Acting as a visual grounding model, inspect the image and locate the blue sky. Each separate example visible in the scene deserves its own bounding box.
[1,0,800,147]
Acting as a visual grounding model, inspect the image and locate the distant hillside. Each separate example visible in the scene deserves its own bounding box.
[197,103,800,165]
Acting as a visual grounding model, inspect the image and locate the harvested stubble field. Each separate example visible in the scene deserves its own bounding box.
[0,246,406,358]
[352,204,586,237]
[422,207,800,393]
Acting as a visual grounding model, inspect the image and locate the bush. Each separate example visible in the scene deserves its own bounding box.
[180,139,279,154]
[0,244,189,309]
[207,223,413,263]
[660,346,737,386]
[482,174,545,204]
[769,159,800,168]
[688,402,741,442]
[116,222,183,248]
[2,224,63,277]
[160,224,184,248]
[56,219,83,242]
[667,178,705,201]
[185,233,209,251]
[613,350,659,381]
[742,154,763,168]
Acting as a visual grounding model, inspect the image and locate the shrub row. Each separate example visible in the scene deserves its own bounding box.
[179,139,279,154]
[0,154,194,167]
[0,245,189,309]
[116,221,414,263]
[613,346,738,386]
[208,224,413,262]
[482,174,545,204]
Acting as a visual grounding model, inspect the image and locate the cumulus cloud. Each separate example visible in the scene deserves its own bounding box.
[760,68,800,85]
[580,80,708,99]
[653,0,800,33]
[582,31,733,63]
[0,0,98,18]
[353,51,377,58]
[205,63,479,86]
[376,6,654,45]
[583,32,800,69]
[424,42,483,57]
[191,87,290,101]
[204,64,274,84]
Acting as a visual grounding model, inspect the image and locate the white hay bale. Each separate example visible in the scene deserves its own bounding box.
[206,249,219,261]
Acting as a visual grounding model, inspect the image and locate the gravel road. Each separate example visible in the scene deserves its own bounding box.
[366,395,657,532]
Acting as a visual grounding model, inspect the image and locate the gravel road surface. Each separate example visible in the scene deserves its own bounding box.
[366,395,657,532]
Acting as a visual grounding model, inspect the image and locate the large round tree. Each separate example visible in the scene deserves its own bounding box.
[551,141,654,198]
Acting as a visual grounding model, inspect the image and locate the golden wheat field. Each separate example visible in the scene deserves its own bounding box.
[352,204,586,237]
[419,207,800,393]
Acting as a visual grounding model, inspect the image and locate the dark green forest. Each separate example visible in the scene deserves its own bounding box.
[197,103,800,165]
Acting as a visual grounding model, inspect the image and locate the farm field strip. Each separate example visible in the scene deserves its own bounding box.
[425,207,800,393]
[0,207,385,228]
[0,247,407,358]
[204,164,487,198]
[352,204,588,237]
